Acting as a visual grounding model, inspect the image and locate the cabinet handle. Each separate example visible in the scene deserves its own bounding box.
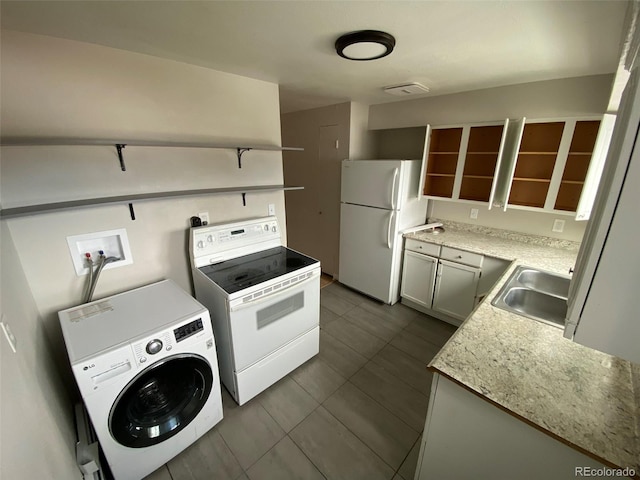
[456,255,462,259]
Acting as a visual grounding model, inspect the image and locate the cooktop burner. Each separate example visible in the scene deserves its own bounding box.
[199,246,319,294]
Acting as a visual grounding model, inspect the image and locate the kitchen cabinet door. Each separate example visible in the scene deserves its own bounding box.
[432,259,480,320]
[400,250,437,308]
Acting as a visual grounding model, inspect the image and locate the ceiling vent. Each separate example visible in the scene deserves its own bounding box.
[383,82,430,96]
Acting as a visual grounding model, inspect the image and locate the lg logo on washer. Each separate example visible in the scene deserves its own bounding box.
[83,364,95,371]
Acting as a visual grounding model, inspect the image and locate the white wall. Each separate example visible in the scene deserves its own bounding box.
[1,222,79,479]
[0,30,287,474]
[430,202,586,242]
[349,102,375,160]
[369,74,613,129]
[369,75,614,241]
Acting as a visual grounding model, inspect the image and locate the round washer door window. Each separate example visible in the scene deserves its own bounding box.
[109,354,213,448]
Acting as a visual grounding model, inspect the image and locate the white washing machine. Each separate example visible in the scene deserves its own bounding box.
[59,279,223,480]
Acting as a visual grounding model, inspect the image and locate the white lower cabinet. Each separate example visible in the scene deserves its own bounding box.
[400,250,438,308]
[401,241,486,325]
[432,259,480,320]
[416,374,621,480]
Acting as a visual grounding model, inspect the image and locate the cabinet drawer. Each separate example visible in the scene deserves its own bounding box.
[440,246,483,268]
[405,238,441,257]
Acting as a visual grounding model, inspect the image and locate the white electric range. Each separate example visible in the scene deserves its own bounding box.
[189,216,320,405]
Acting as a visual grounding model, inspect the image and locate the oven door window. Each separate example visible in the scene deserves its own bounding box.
[109,354,213,448]
[257,291,304,329]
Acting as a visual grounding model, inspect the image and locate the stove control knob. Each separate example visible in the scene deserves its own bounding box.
[207,235,214,243]
[197,240,204,249]
[264,224,269,231]
[272,226,277,232]
[146,339,163,355]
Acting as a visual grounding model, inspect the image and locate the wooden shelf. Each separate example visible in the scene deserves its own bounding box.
[424,176,455,198]
[1,138,306,219]
[427,173,455,177]
[0,137,303,151]
[517,151,559,155]
[463,175,493,180]
[512,177,552,183]
[560,180,585,185]
[466,151,500,155]
[0,137,303,170]
[0,185,304,219]
[429,151,459,155]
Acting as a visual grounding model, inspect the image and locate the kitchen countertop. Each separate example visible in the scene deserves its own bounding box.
[405,220,639,473]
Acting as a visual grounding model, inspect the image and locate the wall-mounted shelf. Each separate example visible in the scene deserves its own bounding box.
[1,137,305,220]
[0,138,304,169]
[0,185,304,219]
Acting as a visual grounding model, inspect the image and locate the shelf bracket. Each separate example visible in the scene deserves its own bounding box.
[241,192,247,206]
[128,203,136,220]
[236,148,252,168]
[116,144,127,171]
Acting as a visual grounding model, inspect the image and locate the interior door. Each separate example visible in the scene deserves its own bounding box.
[316,124,341,275]
[339,202,396,303]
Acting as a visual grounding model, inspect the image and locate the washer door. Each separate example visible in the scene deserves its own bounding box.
[109,354,213,448]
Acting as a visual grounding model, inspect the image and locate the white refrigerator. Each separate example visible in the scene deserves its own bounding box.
[339,159,428,304]
[563,66,640,364]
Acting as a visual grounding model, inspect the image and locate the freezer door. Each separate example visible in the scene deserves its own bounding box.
[341,160,402,209]
[339,203,398,303]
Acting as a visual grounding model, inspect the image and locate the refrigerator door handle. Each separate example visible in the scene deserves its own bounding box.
[387,210,395,249]
[390,168,399,209]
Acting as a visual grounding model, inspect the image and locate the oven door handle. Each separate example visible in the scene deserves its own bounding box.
[229,271,318,312]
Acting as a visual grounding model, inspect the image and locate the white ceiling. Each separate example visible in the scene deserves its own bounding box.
[0,1,630,114]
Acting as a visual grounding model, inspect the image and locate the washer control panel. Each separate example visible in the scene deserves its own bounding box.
[131,316,209,366]
[146,339,163,355]
[133,330,173,365]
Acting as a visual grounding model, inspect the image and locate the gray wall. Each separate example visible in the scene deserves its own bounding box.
[0,30,286,477]
[281,102,352,275]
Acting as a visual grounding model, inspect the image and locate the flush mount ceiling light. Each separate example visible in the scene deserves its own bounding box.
[335,30,396,61]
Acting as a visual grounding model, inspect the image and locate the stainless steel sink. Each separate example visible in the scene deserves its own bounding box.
[516,268,570,298]
[491,266,571,328]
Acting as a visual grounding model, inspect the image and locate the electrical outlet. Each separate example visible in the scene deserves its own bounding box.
[552,219,565,233]
[198,212,209,225]
[470,208,479,220]
[268,204,275,216]
[1,316,17,353]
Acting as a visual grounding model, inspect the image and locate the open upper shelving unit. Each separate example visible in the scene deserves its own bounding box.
[0,138,304,219]
[508,122,564,208]
[424,128,462,198]
[554,120,600,211]
[459,125,505,202]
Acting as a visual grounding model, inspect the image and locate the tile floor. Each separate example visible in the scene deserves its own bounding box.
[144,282,457,480]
